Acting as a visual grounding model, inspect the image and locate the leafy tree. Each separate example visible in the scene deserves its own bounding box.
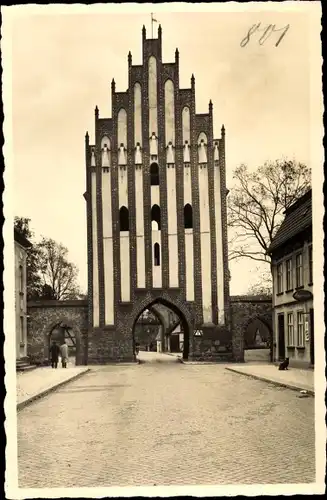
[36,237,81,300]
[228,159,311,264]
[14,217,81,300]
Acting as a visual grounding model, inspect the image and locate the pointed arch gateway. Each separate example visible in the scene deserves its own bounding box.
[129,294,193,360]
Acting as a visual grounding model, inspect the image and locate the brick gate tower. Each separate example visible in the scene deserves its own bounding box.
[84,25,231,363]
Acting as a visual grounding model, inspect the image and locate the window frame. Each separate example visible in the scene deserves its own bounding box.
[277,262,284,294]
[287,312,295,346]
[285,258,293,291]
[297,311,305,347]
[295,252,303,288]
[308,244,313,284]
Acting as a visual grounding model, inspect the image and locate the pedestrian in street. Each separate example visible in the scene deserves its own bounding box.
[49,341,60,369]
[60,340,69,368]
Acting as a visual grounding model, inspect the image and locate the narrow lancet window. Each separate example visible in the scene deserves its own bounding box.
[150,163,159,186]
[154,243,160,266]
[184,204,193,229]
[119,206,129,231]
[151,205,161,230]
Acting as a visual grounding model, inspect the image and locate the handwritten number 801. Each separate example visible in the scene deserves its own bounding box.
[240,23,290,48]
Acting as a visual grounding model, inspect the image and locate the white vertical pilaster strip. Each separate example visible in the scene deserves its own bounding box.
[120,233,130,302]
[185,229,194,301]
[184,165,194,301]
[148,56,158,136]
[135,168,145,288]
[198,165,212,323]
[118,168,130,302]
[167,167,178,287]
[214,165,225,324]
[91,172,99,327]
[102,171,114,325]
[134,83,142,146]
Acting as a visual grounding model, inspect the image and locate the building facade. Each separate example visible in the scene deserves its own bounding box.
[84,25,230,362]
[268,190,313,368]
[14,228,31,360]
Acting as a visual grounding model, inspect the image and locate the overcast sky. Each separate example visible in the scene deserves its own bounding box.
[6,3,322,295]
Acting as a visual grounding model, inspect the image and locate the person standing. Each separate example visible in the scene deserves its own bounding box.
[49,341,60,369]
[60,340,69,368]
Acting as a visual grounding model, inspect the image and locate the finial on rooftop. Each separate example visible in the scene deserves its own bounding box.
[128,51,132,66]
[111,78,116,93]
[95,106,99,118]
[221,124,225,136]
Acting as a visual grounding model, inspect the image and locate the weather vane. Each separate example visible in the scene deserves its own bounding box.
[151,13,158,39]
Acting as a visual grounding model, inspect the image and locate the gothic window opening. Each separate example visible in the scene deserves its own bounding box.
[150,163,159,186]
[184,204,193,229]
[119,206,129,231]
[154,243,160,266]
[151,204,161,230]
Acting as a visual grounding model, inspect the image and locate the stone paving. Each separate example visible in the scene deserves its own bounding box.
[17,354,315,488]
[16,361,89,408]
[226,364,314,394]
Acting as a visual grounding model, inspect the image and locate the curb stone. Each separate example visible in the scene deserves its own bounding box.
[225,367,314,396]
[17,368,91,411]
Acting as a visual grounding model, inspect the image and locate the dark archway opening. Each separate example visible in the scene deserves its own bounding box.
[150,163,159,185]
[48,322,79,366]
[154,243,160,266]
[132,298,190,362]
[119,206,129,231]
[243,317,272,363]
[184,203,193,229]
[151,204,161,230]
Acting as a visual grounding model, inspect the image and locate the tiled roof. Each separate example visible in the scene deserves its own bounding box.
[268,190,312,253]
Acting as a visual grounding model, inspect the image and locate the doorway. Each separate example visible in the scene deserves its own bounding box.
[277,314,285,360]
[309,308,314,366]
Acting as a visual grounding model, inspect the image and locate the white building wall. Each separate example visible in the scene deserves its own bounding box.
[148,56,158,136]
[118,108,127,146]
[91,172,99,327]
[164,79,175,145]
[198,165,212,323]
[134,83,142,146]
[184,166,192,205]
[135,168,145,288]
[185,230,194,301]
[118,168,128,209]
[102,171,114,325]
[151,186,160,207]
[167,167,178,287]
[214,167,225,324]
[120,234,131,302]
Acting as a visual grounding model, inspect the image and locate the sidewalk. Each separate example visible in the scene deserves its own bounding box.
[226,363,314,395]
[16,363,90,410]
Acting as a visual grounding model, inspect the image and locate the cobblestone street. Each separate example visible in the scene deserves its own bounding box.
[17,356,315,487]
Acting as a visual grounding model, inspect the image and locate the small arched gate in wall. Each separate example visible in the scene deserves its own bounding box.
[26,300,88,366]
[230,295,273,362]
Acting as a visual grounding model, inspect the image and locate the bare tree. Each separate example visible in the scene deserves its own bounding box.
[37,237,81,300]
[228,159,311,264]
[247,268,272,296]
